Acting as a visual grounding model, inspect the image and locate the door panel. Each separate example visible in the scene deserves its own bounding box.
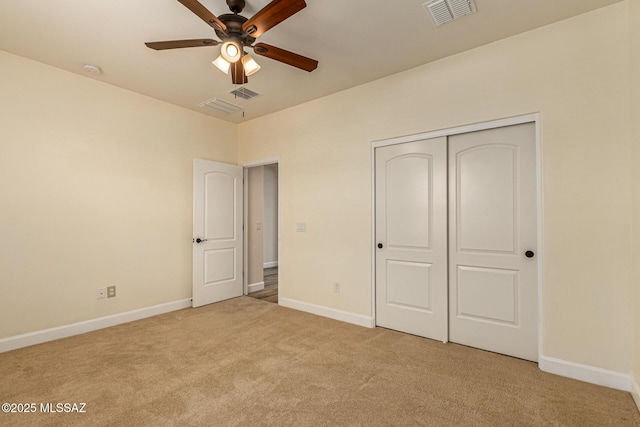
[386,260,432,311]
[386,155,432,249]
[204,172,236,240]
[448,123,537,361]
[193,159,243,308]
[457,146,516,253]
[375,137,447,341]
[204,248,236,284]
[456,266,518,325]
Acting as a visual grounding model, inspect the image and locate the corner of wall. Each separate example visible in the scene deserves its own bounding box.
[632,379,640,412]
[629,0,640,412]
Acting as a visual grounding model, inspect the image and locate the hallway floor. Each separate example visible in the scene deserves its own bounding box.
[248,267,278,303]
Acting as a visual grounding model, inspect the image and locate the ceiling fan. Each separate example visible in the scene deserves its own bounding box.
[145,0,318,84]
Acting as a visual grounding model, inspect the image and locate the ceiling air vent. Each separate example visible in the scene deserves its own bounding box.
[423,0,477,26]
[229,87,260,100]
[198,98,242,115]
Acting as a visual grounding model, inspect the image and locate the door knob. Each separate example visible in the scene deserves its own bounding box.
[194,238,208,244]
[525,250,535,258]
[377,243,383,249]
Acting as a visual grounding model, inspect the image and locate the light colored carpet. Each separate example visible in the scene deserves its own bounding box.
[0,297,638,426]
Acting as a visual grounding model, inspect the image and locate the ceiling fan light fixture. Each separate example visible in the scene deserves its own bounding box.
[221,37,242,63]
[241,54,261,76]
[212,55,231,74]
[146,0,319,82]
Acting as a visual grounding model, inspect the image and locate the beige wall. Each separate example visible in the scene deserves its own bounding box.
[263,164,278,265]
[0,51,237,338]
[630,0,640,390]
[238,3,634,373]
[247,166,264,284]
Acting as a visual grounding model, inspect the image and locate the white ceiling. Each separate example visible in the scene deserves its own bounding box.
[0,0,623,123]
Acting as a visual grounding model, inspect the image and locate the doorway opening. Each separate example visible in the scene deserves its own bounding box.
[244,163,279,304]
[249,266,279,303]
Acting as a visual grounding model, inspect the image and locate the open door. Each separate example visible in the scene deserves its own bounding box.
[193,159,243,307]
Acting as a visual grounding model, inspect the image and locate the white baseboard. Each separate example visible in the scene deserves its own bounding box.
[539,355,633,392]
[0,298,192,354]
[248,282,265,293]
[279,297,375,329]
[263,261,278,268]
[632,378,640,413]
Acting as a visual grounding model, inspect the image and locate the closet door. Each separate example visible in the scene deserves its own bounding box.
[375,137,448,341]
[448,123,538,361]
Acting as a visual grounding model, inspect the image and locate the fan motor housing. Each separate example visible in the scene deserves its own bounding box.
[226,0,246,14]
[216,13,256,45]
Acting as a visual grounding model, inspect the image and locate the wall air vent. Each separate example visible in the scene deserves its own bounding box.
[198,98,242,115]
[423,0,477,26]
[230,87,260,100]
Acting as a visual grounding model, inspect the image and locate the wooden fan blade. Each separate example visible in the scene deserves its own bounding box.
[145,39,220,50]
[242,0,306,38]
[253,43,318,72]
[177,0,227,32]
[230,61,248,84]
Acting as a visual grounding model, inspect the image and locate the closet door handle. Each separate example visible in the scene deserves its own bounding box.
[377,243,383,249]
[194,238,208,244]
[525,250,535,258]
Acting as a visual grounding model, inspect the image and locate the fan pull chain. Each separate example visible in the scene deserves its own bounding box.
[232,67,247,120]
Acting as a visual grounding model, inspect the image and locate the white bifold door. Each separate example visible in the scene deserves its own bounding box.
[375,123,538,361]
[193,159,244,308]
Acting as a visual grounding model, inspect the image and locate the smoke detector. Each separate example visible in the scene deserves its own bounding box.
[83,64,102,74]
[424,0,477,26]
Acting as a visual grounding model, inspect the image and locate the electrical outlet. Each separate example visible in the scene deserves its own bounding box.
[334,282,340,293]
[97,288,106,300]
[296,222,307,232]
[107,285,116,298]
[256,221,262,230]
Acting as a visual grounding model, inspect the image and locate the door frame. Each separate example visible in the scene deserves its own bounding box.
[241,157,281,297]
[371,113,543,360]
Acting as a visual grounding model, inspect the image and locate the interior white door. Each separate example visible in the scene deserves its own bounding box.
[193,159,243,308]
[448,123,538,361]
[375,137,448,341]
